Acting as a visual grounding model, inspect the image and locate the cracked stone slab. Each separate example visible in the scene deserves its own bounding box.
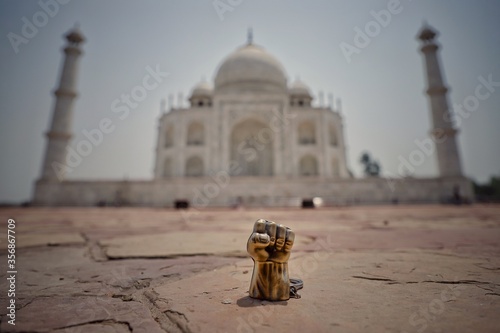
[0,296,162,333]
[0,205,498,332]
[100,231,312,259]
[152,251,500,333]
[0,246,239,306]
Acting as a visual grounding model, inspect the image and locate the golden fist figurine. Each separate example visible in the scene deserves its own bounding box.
[247,219,295,301]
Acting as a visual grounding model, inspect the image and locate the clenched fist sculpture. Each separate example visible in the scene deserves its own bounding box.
[247,219,295,301]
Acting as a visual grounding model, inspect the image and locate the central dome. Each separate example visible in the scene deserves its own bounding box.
[214,43,287,92]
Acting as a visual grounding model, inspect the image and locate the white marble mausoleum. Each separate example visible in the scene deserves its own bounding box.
[33,27,473,207]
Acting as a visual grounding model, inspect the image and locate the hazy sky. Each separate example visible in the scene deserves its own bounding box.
[1,0,499,203]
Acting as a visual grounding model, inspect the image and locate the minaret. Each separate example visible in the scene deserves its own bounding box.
[417,23,463,177]
[40,26,85,181]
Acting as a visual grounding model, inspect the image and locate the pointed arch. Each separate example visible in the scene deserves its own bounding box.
[329,123,338,146]
[163,157,172,178]
[230,119,274,176]
[332,157,340,178]
[187,121,204,145]
[185,156,204,177]
[164,125,174,147]
[299,155,318,176]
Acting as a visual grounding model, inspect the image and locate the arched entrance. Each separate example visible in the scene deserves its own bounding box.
[185,156,203,176]
[230,119,274,176]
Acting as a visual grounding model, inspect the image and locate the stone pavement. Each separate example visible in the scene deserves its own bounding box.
[0,205,499,332]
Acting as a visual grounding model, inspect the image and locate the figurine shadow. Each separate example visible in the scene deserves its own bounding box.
[236,296,288,308]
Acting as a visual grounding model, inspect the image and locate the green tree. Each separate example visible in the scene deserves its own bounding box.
[473,176,500,202]
[360,152,381,177]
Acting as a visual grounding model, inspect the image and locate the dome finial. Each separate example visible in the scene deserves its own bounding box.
[65,24,85,45]
[417,21,438,42]
[247,27,253,45]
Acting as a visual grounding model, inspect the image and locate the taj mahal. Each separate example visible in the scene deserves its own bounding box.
[33,26,473,207]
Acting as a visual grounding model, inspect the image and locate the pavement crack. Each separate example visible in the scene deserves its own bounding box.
[351,276,494,286]
[422,279,490,285]
[137,289,188,333]
[16,297,36,311]
[485,293,500,297]
[106,254,213,260]
[352,275,396,282]
[165,310,192,333]
[81,233,108,262]
[475,285,494,293]
[55,319,133,332]
[474,284,500,296]
[473,263,500,271]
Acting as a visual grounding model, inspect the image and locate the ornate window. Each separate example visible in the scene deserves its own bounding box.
[187,122,204,145]
[298,121,316,145]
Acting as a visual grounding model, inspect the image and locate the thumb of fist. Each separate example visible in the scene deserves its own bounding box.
[253,233,270,244]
